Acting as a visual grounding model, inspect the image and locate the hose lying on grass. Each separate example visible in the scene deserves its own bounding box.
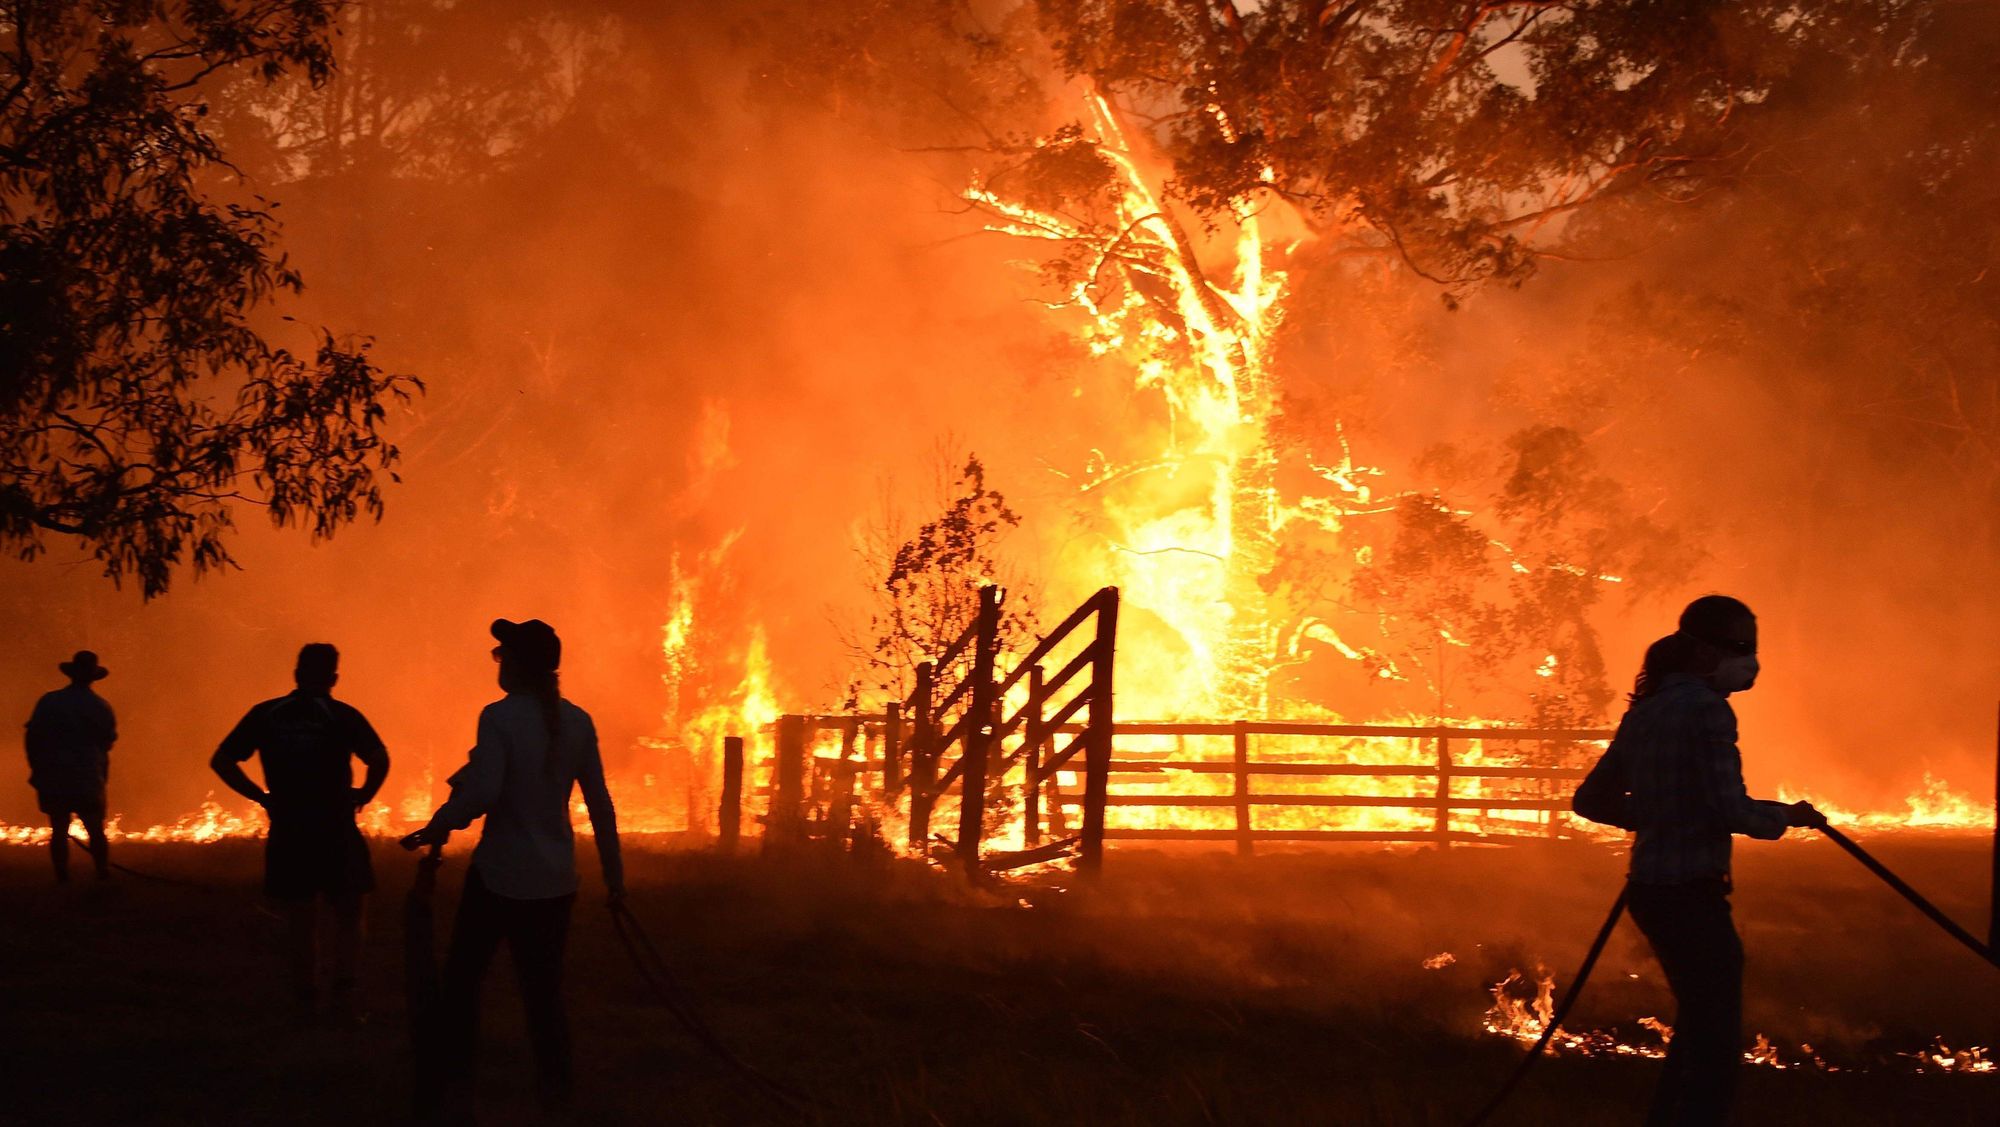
[401,845,817,1120]
[67,832,214,889]
[1464,826,1999,1126]
[607,897,821,1119]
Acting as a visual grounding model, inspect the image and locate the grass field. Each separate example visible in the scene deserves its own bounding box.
[2,833,1995,1125]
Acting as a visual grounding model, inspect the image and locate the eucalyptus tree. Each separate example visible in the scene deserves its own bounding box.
[0,0,418,596]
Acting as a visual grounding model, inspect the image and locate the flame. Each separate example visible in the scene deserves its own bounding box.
[1481,967,1989,1073]
[357,766,437,838]
[1481,965,1665,1059]
[635,82,2000,857]
[1904,1040,1996,1074]
[967,85,1292,719]
[15,80,1998,860]
[1779,773,1996,831]
[663,619,781,836]
[1,795,267,844]
[625,538,783,837]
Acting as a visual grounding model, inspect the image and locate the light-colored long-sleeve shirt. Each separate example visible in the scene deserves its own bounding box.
[1572,674,1789,884]
[429,693,623,900]
[25,685,117,796]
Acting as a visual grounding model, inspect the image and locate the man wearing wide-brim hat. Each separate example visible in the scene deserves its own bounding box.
[24,650,118,882]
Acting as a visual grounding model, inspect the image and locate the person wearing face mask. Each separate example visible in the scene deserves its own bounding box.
[1571,594,1825,1127]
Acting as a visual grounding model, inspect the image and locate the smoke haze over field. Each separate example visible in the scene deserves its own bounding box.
[3,2,1995,828]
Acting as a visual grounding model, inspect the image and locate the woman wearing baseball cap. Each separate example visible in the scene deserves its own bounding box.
[403,618,625,1116]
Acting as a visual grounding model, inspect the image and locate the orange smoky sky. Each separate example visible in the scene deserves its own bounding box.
[2,4,1994,829]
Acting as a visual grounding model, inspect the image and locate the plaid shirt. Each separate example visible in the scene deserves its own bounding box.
[1572,674,1790,884]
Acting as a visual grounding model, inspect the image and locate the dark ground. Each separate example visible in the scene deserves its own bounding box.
[1,833,1995,1126]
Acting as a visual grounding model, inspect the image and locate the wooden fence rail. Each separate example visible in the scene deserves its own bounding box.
[723,710,1612,862]
[1048,722,1608,855]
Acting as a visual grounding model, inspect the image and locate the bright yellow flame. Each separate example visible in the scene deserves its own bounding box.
[1778,773,1996,831]
[968,85,1292,719]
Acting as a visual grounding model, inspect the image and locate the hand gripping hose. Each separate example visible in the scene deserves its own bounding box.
[1466,825,1998,1126]
[607,899,820,1119]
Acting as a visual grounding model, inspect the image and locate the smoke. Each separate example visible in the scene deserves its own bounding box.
[1262,0,2000,803]
[0,4,1070,825]
[2,2,1994,827]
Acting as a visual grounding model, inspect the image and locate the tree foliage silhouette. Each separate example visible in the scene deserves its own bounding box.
[847,454,1036,707]
[748,0,1861,723]
[0,0,419,596]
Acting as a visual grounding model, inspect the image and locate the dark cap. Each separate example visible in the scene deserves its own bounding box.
[491,619,560,673]
[59,650,108,682]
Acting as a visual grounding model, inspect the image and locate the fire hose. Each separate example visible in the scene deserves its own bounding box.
[67,831,215,889]
[1462,886,1630,1127]
[1818,825,1997,968]
[1465,826,1998,1126]
[606,898,821,1118]
[402,845,817,1120]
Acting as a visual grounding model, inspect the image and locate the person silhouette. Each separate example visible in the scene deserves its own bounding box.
[1572,595,1826,1126]
[211,643,390,1018]
[401,618,625,1116]
[24,651,117,882]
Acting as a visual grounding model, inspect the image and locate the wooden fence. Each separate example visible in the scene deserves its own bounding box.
[727,711,1612,861]
[1061,721,1609,852]
[723,583,1616,868]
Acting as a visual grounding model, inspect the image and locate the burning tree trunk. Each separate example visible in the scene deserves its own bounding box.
[1221,423,1279,718]
[968,88,1289,717]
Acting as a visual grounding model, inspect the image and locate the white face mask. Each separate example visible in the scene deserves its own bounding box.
[1712,654,1760,693]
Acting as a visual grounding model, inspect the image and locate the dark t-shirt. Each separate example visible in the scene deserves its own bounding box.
[215,692,387,820]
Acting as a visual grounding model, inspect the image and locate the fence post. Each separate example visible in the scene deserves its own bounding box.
[1079,587,1120,879]
[771,715,808,847]
[1234,721,1253,858]
[957,585,1003,876]
[883,701,904,797]
[828,719,858,850]
[1025,665,1045,848]
[1434,732,1452,848]
[719,735,743,853]
[1990,700,1998,948]
[907,662,937,852]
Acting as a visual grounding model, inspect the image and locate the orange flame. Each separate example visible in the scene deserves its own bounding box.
[1481,966,1989,1073]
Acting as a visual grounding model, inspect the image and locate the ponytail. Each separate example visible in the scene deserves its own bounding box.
[529,672,563,778]
[1630,632,1704,703]
[498,658,566,777]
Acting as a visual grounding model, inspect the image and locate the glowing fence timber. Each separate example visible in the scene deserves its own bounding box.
[718,585,1650,873]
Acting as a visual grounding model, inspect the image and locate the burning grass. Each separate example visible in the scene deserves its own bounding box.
[1,832,1993,1125]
